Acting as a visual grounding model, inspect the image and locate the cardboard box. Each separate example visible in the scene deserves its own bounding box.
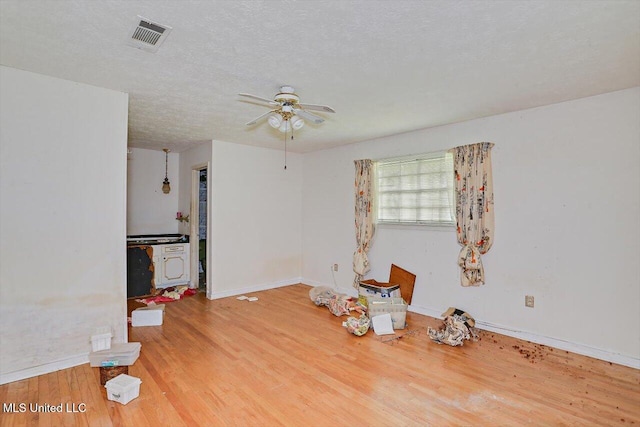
[132,304,165,326]
[105,374,142,405]
[358,280,401,306]
[366,297,408,329]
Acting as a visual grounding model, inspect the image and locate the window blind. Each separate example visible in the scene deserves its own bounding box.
[375,151,455,225]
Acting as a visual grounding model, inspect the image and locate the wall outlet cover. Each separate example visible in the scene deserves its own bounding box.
[525,295,535,308]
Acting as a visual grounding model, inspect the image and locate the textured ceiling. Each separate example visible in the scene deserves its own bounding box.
[1,0,638,153]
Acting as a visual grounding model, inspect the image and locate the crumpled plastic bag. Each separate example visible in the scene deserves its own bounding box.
[427,307,478,346]
[309,286,366,317]
[342,314,371,336]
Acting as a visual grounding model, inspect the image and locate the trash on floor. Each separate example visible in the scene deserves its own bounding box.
[131,304,165,326]
[371,313,395,335]
[161,285,192,300]
[358,280,401,303]
[367,297,408,329]
[136,285,197,305]
[358,264,416,306]
[309,286,366,316]
[342,314,371,336]
[427,307,478,346]
[379,329,421,345]
[237,295,259,301]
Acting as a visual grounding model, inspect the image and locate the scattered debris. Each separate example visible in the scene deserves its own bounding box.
[310,286,366,317]
[380,329,421,345]
[137,285,197,304]
[512,342,551,363]
[342,314,370,336]
[371,313,395,335]
[427,307,478,346]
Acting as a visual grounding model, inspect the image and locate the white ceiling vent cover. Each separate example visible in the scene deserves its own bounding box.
[127,16,172,53]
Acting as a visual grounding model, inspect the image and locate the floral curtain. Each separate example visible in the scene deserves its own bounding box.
[451,142,495,286]
[353,159,375,288]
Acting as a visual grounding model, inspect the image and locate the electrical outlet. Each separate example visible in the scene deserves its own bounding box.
[525,295,534,308]
[333,264,339,272]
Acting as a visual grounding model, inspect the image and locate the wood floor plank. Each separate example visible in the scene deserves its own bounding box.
[1,284,639,426]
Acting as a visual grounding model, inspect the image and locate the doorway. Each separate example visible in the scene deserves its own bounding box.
[190,163,210,296]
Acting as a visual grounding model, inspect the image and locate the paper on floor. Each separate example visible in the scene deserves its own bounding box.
[371,313,395,335]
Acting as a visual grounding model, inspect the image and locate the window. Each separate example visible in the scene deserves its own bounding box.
[374,151,455,226]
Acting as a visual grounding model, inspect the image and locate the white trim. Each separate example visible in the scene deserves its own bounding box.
[0,353,89,385]
[373,149,449,163]
[207,277,303,300]
[376,222,455,231]
[189,162,210,295]
[301,280,358,297]
[301,279,323,287]
[408,304,640,369]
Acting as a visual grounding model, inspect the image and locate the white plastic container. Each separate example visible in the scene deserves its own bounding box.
[91,327,112,352]
[89,342,141,367]
[132,304,165,326]
[104,374,141,405]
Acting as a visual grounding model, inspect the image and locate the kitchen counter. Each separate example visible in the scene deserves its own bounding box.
[127,234,189,246]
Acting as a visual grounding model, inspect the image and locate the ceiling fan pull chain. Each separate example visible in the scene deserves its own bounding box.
[284,126,287,170]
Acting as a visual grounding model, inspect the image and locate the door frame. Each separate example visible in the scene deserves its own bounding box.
[189,162,210,297]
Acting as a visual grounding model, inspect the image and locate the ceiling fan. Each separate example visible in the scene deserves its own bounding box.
[239,86,335,133]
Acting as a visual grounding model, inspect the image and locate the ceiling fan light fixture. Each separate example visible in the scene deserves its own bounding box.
[291,115,305,130]
[279,120,292,133]
[268,113,282,129]
[239,86,334,136]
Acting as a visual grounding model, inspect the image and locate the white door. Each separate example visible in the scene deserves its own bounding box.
[190,163,210,296]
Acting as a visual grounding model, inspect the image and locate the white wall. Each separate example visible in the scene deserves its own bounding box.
[301,87,640,365]
[0,66,129,383]
[127,147,180,235]
[209,140,302,296]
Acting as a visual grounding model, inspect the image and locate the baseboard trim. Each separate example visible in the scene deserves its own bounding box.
[208,277,303,300]
[408,304,639,369]
[0,353,89,385]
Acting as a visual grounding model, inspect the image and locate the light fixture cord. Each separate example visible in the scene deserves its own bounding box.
[284,123,287,170]
[165,151,169,179]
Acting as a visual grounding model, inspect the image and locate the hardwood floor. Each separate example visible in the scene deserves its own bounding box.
[1,284,639,426]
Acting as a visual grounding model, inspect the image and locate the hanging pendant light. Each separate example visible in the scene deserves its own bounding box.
[162,148,171,194]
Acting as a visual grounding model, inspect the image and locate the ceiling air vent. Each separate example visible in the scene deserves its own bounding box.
[127,16,172,53]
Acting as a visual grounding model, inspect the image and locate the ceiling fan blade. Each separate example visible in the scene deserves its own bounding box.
[294,108,325,124]
[238,93,279,106]
[245,110,275,126]
[298,103,335,113]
